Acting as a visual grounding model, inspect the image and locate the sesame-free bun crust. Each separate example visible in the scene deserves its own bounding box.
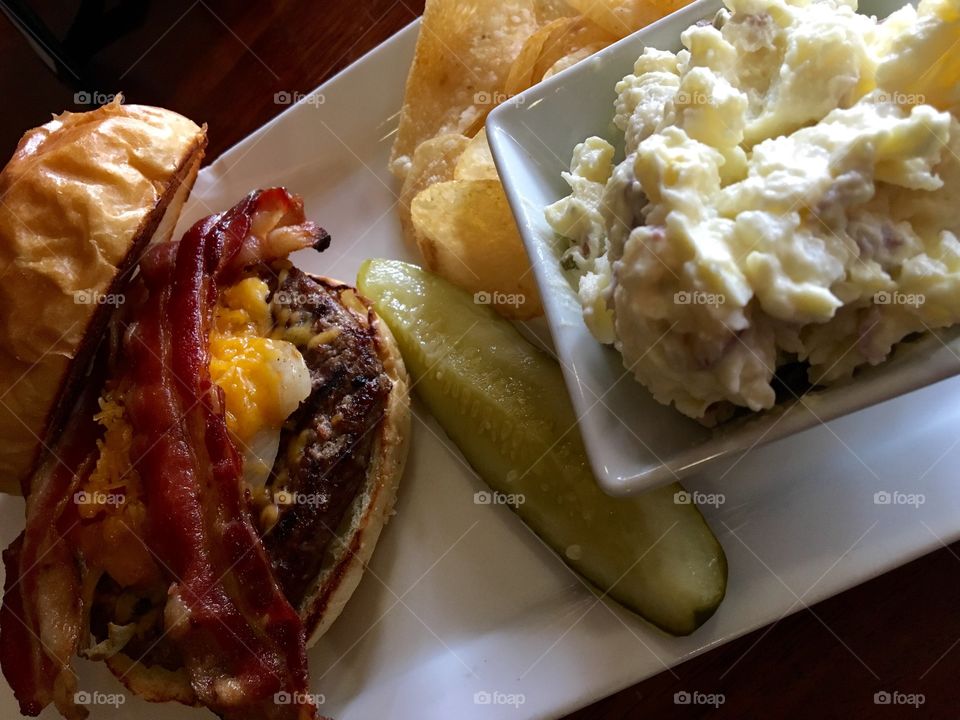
[299,276,410,647]
[0,100,206,495]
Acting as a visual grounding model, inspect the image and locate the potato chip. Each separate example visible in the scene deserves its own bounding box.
[534,0,578,23]
[454,129,499,181]
[504,18,573,96]
[542,42,610,80]
[532,17,616,81]
[411,180,543,319]
[389,0,540,179]
[565,0,692,38]
[397,133,470,248]
[505,17,615,95]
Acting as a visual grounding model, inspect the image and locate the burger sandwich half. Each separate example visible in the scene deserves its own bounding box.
[0,100,409,720]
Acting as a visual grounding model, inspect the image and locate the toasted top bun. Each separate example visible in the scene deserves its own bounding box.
[0,100,206,495]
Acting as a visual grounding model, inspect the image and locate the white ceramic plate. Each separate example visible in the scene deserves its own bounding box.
[3,14,960,720]
[487,0,960,495]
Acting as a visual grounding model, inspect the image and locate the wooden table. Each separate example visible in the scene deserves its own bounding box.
[2,2,959,718]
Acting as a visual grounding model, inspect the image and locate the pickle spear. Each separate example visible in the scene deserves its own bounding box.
[358,259,726,635]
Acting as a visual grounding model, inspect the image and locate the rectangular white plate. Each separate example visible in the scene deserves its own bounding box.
[3,14,960,720]
[487,0,960,495]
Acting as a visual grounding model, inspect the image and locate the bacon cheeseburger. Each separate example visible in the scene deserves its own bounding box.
[0,101,409,720]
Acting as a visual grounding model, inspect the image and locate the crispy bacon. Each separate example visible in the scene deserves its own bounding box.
[1,371,103,719]
[1,188,326,720]
[122,188,323,719]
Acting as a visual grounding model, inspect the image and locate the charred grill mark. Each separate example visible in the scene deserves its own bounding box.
[264,268,390,607]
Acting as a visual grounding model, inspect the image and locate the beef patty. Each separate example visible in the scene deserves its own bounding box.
[263,266,391,607]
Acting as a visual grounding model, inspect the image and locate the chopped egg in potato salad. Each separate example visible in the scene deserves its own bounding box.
[546,0,960,421]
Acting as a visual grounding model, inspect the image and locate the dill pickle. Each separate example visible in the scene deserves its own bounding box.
[357,259,726,635]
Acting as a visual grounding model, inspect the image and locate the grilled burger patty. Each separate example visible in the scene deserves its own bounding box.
[264,266,392,606]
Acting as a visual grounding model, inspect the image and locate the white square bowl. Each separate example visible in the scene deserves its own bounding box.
[486,0,960,495]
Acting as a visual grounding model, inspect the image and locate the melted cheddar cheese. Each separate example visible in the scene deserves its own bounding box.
[77,276,312,589]
[209,277,312,486]
[83,276,311,521]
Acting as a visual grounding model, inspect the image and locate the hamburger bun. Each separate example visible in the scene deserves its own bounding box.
[0,99,206,495]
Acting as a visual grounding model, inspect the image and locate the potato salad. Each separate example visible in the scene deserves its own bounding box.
[546,0,960,421]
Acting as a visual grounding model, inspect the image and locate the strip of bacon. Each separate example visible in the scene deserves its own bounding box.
[1,369,104,720]
[1,188,324,720]
[123,188,323,720]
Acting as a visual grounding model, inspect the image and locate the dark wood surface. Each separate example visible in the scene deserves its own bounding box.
[2,2,959,718]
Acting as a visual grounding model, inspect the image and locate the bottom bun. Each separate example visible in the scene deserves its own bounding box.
[298,275,411,646]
